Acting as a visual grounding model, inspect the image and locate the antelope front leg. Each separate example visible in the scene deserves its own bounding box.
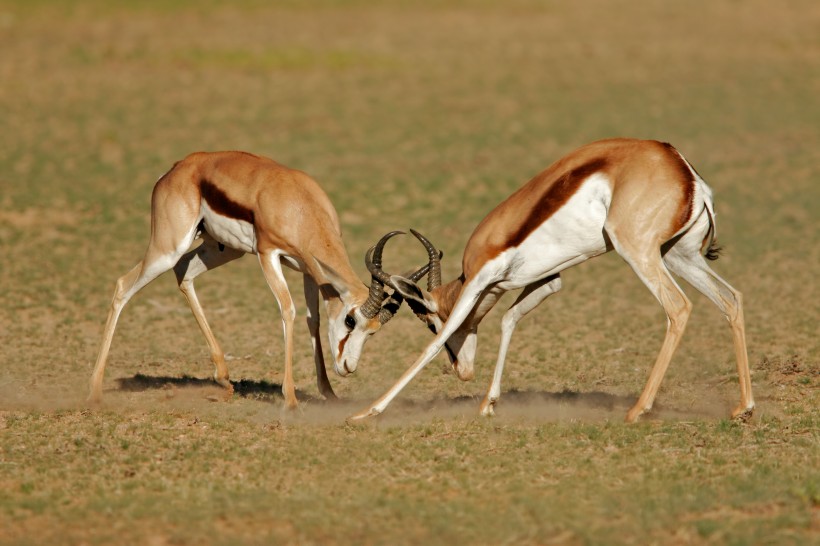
[479,275,561,416]
[303,274,337,400]
[350,280,488,421]
[347,342,444,420]
[259,252,299,410]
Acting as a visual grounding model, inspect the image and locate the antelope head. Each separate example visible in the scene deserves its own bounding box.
[388,230,478,381]
[319,230,435,377]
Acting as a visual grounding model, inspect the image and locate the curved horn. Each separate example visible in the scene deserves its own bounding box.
[409,229,442,291]
[376,248,443,325]
[360,231,404,319]
[365,230,404,286]
[377,293,403,325]
[407,249,443,282]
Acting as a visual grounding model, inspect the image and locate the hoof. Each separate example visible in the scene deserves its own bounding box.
[731,404,755,422]
[214,376,234,393]
[625,406,649,423]
[322,390,339,402]
[479,399,496,417]
[347,407,380,422]
[86,390,103,407]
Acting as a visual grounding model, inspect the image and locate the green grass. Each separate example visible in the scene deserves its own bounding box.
[1,0,818,544]
[1,411,816,544]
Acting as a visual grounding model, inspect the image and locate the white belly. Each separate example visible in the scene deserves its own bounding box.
[201,201,257,254]
[498,173,612,289]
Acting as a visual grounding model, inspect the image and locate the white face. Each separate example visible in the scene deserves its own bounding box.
[327,305,381,377]
[313,258,385,377]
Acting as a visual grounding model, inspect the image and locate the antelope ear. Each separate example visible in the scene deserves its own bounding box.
[390,275,437,314]
[314,258,352,300]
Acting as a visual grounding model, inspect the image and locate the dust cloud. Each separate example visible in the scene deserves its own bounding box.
[0,372,732,426]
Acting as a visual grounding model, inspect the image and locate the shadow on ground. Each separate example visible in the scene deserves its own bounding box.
[117,373,299,400]
[111,373,727,424]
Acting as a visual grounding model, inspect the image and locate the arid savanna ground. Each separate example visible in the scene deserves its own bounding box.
[0,1,817,544]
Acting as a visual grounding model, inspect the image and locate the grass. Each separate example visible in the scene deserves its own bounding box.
[0,0,818,544]
[1,411,816,544]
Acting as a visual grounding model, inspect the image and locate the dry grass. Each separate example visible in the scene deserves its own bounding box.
[0,1,818,544]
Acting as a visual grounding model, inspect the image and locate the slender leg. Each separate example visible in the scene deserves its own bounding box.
[303,274,337,400]
[446,286,505,382]
[479,275,562,416]
[89,264,150,403]
[606,225,693,422]
[621,251,692,422]
[664,242,754,419]
[257,251,299,409]
[348,277,490,421]
[173,237,244,391]
[89,237,196,403]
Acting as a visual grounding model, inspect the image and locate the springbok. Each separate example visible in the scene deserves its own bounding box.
[351,138,754,422]
[88,151,427,408]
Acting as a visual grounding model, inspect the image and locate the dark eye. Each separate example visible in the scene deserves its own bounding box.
[344,314,356,330]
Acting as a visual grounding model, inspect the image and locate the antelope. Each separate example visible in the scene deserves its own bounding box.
[88,151,429,408]
[350,138,755,422]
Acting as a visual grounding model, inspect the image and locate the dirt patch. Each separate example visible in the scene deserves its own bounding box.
[0,370,736,427]
[758,354,818,383]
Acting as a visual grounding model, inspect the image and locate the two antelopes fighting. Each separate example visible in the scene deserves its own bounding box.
[90,138,755,423]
